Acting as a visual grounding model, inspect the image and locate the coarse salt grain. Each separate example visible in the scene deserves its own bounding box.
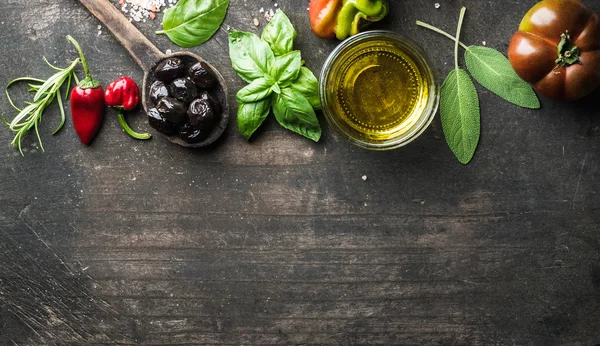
[115,0,175,21]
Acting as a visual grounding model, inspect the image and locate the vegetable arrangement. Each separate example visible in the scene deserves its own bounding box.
[229,11,322,142]
[309,0,388,40]
[3,35,150,154]
[508,0,600,101]
[417,8,540,165]
[5,0,599,159]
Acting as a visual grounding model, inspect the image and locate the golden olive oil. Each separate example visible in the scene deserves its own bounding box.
[327,39,430,142]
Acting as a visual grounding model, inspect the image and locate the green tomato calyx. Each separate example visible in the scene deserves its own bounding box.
[554,31,582,71]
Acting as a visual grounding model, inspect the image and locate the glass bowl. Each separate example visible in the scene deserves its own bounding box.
[320,30,439,150]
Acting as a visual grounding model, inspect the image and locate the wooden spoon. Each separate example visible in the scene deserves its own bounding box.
[77,0,229,148]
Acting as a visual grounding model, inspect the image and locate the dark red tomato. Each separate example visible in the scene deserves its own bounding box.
[508,0,600,101]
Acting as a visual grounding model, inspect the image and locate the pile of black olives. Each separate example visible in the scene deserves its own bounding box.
[148,58,222,144]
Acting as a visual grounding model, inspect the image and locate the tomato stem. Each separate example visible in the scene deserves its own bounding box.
[554,30,582,71]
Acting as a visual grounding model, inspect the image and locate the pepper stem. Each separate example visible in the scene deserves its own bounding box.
[116,110,152,140]
[554,31,582,71]
[66,35,99,89]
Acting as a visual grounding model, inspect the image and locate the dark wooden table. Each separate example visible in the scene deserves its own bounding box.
[1,1,599,345]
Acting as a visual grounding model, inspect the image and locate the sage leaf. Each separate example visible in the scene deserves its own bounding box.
[156,0,230,48]
[272,51,302,87]
[236,77,274,103]
[238,97,272,140]
[291,67,321,110]
[261,11,296,56]
[273,88,321,142]
[465,46,540,109]
[440,68,480,165]
[229,30,275,83]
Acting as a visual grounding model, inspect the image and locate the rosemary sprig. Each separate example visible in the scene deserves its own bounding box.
[3,57,79,156]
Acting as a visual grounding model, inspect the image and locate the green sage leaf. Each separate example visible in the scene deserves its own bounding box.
[273,88,321,142]
[440,68,480,165]
[291,66,321,110]
[465,46,540,109]
[229,30,275,83]
[272,51,302,87]
[236,77,274,103]
[261,11,296,56]
[157,0,230,48]
[238,97,272,140]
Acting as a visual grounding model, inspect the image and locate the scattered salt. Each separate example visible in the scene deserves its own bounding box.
[263,8,280,22]
[114,0,176,21]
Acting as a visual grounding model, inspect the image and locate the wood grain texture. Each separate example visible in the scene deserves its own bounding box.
[0,0,599,345]
[77,0,163,72]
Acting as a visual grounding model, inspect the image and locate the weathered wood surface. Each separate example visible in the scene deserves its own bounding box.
[0,0,599,345]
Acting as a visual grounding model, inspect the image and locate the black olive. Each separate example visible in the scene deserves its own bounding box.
[189,62,216,88]
[149,81,169,105]
[169,78,198,104]
[148,107,176,135]
[156,97,187,124]
[154,58,184,83]
[178,122,208,143]
[187,99,215,130]
[197,90,222,115]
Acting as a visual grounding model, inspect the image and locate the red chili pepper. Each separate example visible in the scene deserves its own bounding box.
[67,36,104,145]
[105,77,151,140]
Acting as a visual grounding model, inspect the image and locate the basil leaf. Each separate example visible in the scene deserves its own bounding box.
[229,30,275,83]
[261,11,297,56]
[440,68,480,165]
[291,66,321,110]
[272,51,302,87]
[156,0,230,48]
[465,46,540,109]
[238,97,272,140]
[236,78,274,103]
[273,88,321,142]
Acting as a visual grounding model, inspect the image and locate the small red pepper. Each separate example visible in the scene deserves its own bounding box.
[67,35,105,145]
[104,77,151,140]
[309,0,389,40]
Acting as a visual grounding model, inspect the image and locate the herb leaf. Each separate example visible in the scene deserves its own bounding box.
[465,46,540,109]
[236,77,274,103]
[229,30,275,83]
[291,66,321,110]
[440,68,481,165]
[238,97,272,140]
[273,88,321,142]
[156,0,230,48]
[261,11,296,56]
[272,51,302,87]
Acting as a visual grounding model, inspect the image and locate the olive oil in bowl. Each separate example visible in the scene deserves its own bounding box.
[320,31,439,150]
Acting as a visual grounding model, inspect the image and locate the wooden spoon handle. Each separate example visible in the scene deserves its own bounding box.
[77,0,164,73]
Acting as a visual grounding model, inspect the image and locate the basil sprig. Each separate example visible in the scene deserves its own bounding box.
[229,11,322,142]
